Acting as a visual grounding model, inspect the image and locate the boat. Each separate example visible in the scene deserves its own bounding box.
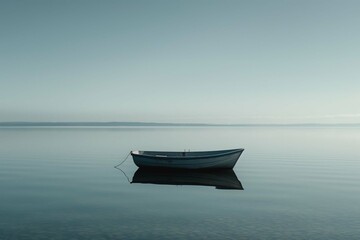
[132,168,243,190]
[130,148,244,169]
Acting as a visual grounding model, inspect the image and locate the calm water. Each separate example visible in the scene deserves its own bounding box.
[1,127,360,240]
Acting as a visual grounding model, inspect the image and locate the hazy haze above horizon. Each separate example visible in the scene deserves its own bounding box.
[1,0,360,124]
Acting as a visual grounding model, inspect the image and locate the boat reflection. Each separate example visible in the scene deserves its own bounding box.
[131,168,244,190]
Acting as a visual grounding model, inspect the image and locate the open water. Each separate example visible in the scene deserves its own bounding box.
[0,127,359,239]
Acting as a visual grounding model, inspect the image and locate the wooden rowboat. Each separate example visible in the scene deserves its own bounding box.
[130,148,244,169]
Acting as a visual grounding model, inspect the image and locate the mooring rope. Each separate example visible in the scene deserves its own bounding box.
[114,151,132,183]
[114,151,131,168]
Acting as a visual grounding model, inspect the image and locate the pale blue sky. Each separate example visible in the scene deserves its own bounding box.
[1,0,360,123]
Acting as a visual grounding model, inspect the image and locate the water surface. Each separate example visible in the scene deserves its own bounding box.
[1,127,359,239]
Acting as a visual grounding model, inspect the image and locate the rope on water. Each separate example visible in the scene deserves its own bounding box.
[114,151,131,168]
[114,151,132,183]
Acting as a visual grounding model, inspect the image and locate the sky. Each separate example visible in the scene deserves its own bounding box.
[1,0,360,124]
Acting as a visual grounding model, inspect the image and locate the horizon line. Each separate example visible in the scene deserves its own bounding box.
[1,121,360,127]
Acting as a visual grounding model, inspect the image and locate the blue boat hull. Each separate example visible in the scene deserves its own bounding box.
[131,149,244,169]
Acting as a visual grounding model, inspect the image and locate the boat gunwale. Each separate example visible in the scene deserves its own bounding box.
[131,148,244,160]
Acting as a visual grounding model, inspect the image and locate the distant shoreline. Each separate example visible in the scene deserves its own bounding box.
[1,122,360,127]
